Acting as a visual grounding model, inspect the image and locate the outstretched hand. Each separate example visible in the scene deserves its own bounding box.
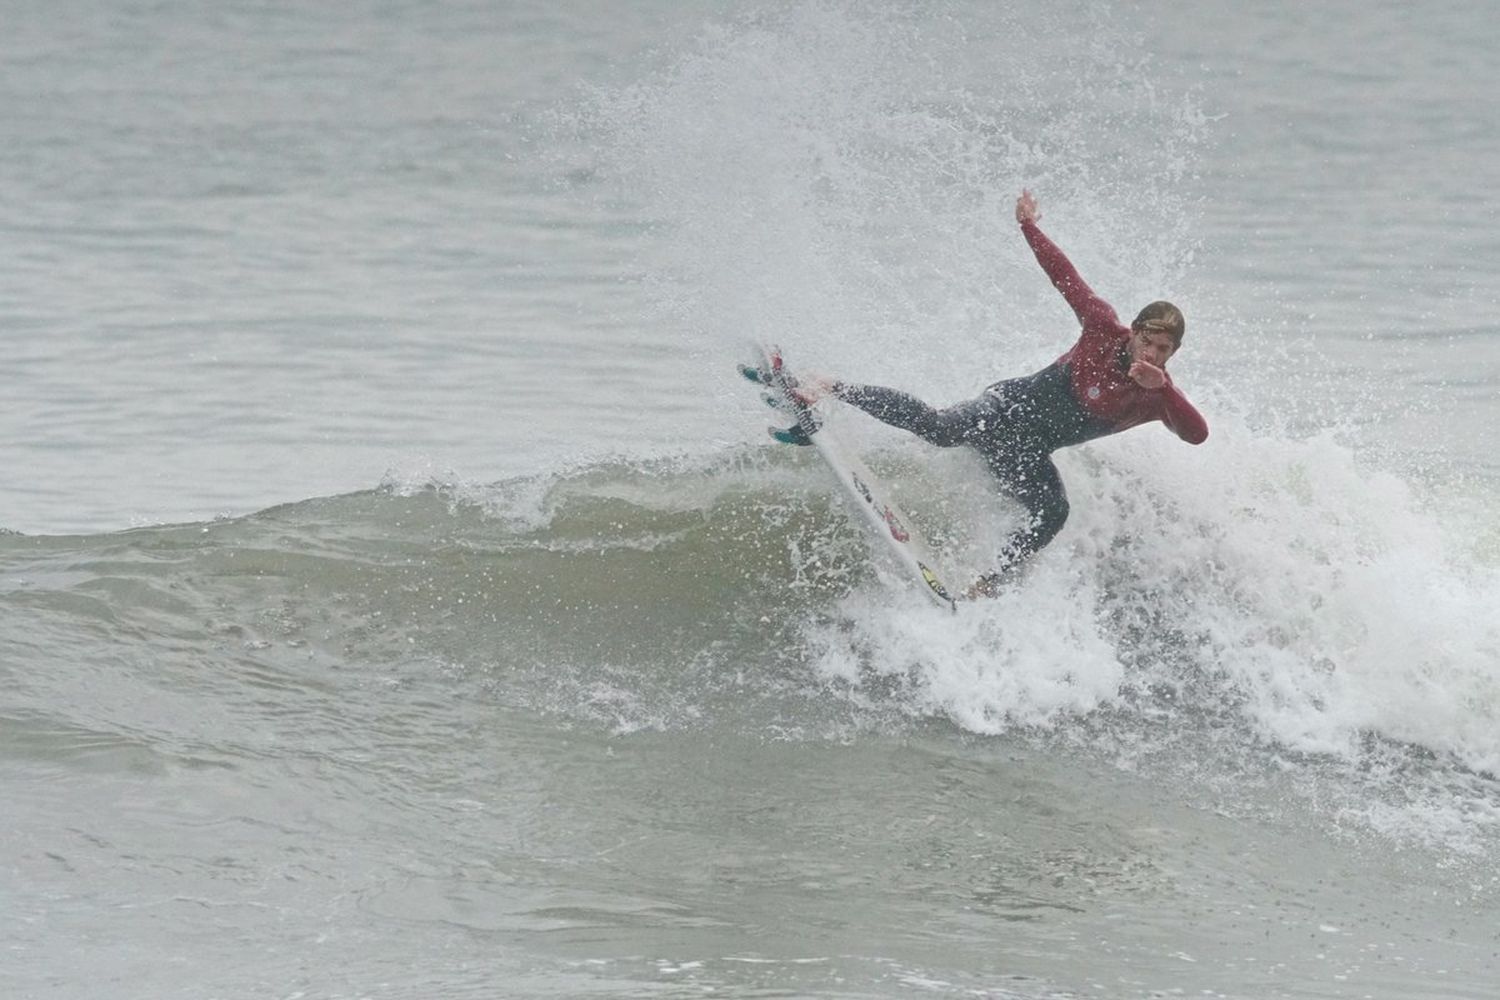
[1015,188,1040,225]
[1128,360,1167,390]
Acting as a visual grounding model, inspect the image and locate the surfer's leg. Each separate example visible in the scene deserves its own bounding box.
[1003,454,1070,560]
[972,451,1070,591]
[833,383,987,448]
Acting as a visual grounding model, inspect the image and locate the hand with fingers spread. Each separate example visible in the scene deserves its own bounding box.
[1015,188,1041,226]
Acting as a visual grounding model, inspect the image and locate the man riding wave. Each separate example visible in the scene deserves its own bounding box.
[794,190,1208,598]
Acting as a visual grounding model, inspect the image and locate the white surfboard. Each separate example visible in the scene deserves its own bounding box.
[748,344,958,611]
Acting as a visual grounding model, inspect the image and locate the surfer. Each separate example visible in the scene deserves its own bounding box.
[796,190,1208,599]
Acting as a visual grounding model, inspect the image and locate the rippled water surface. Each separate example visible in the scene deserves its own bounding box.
[3,2,1498,998]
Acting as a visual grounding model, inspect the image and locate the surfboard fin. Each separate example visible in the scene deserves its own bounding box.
[740,361,805,392]
[768,423,815,446]
[738,362,770,385]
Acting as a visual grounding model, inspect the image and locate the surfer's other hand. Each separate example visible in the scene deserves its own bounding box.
[1128,360,1166,389]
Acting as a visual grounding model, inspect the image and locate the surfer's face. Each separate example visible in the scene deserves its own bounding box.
[1128,329,1178,368]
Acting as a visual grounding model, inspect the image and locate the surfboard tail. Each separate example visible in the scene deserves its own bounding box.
[738,342,957,610]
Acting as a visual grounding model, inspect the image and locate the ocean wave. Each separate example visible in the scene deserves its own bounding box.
[3,432,1496,848]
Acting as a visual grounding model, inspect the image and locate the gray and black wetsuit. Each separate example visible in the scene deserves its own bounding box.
[833,217,1209,586]
[835,360,1111,580]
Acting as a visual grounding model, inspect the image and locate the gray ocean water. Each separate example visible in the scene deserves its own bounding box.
[3,2,1499,998]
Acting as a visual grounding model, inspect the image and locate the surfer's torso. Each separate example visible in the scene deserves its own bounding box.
[1013,218,1208,448]
[981,342,1195,454]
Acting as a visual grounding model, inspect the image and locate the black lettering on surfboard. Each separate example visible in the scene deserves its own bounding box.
[851,473,875,506]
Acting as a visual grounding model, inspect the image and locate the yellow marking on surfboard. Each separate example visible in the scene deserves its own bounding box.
[918,562,953,602]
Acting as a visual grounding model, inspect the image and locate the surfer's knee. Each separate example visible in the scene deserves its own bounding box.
[925,407,972,447]
[1032,491,1068,542]
[934,396,998,448]
[1006,485,1068,555]
[992,493,1068,569]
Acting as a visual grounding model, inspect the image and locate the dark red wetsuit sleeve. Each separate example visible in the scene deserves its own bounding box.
[1021,219,1121,331]
[1158,378,1209,444]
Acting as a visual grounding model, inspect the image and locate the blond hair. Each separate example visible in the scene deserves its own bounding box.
[1131,301,1185,344]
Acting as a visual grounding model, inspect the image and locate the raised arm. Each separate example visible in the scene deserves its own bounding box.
[1015,190,1120,329]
